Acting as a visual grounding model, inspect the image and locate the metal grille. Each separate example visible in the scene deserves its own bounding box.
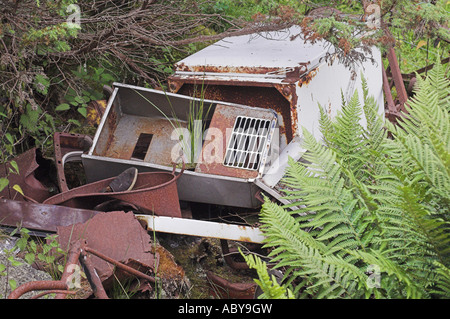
[224,116,273,171]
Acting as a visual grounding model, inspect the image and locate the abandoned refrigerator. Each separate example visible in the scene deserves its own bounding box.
[82,25,385,209]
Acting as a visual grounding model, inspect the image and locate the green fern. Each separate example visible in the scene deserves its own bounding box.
[254,61,450,299]
[241,250,294,299]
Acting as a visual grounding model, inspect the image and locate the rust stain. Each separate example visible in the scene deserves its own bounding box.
[196,103,274,179]
[177,84,294,143]
[298,68,318,87]
[175,62,282,75]
[238,236,252,243]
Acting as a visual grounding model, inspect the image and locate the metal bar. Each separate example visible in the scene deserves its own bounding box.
[136,215,265,244]
[386,47,408,106]
[8,281,68,299]
[382,66,397,113]
[80,247,109,299]
[84,246,156,283]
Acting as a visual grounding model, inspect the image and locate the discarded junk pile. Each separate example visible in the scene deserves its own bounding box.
[0,26,384,299]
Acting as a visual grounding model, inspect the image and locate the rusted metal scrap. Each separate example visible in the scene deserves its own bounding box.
[206,271,257,299]
[0,198,99,233]
[9,211,192,299]
[43,164,184,217]
[8,237,156,299]
[55,211,158,290]
[53,132,93,193]
[0,148,52,203]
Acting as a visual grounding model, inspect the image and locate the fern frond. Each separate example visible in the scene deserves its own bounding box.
[242,251,294,299]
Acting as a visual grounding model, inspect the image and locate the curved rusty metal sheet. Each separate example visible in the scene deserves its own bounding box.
[0,148,51,203]
[43,168,183,218]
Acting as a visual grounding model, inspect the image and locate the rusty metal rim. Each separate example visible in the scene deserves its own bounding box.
[47,163,184,203]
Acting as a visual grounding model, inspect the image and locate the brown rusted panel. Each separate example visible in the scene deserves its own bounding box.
[0,148,51,203]
[56,211,157,285]
[176,84,294,143]
[0,198,99,233]
[94,115,185,167]
[195,104,274,179]
[43,169,183,218]
[206,271,256,299]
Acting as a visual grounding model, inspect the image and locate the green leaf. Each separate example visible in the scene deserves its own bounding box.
[15,237,28,251]
[68,119,80,126]
[9,160,19,174]
[5,133,14,145]
[8,256,23,267]
[77,107,87,117]
[0,178,9,192]
[25,253,35,265]
[9,279,17,291]
[12,184,24,196]
[74,95,84,104]
[55,103,70,111]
